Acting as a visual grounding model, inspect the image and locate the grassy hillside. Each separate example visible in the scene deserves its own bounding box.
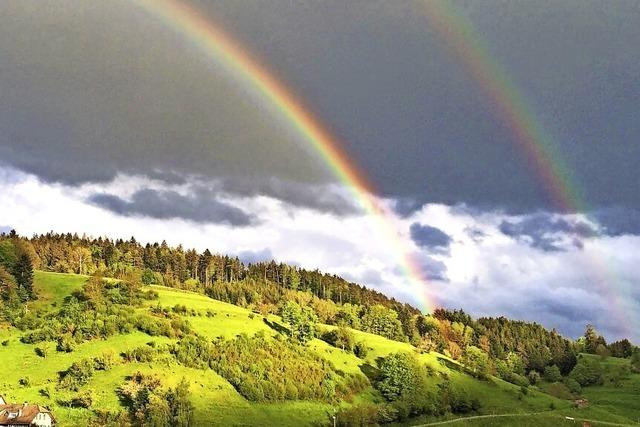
[0,272,636,426]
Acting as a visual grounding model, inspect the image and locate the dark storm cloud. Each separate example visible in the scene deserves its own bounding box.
[410,223,452,252]
[88,188,256,226]
[499,214,598,252]
[2,1,640,214]
[415,255,449,282]
[591,207,640,237]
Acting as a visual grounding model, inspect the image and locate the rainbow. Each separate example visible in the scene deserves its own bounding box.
[424,0,631,336]
[129,0,630,332]
[130,0,437,311]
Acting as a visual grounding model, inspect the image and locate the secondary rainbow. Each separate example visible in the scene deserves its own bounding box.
[130,0,436,311]
[424,0,632,336]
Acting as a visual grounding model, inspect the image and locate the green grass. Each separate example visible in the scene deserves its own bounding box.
[32,270,87,309]
[3,272,638,427]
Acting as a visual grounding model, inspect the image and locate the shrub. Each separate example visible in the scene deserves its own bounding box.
[19,377,30,387]
[564,378,582,394]
[527,370,541,385]
[56,335,75,353]
[94,350,117,370]
[354,342,368,359]
[35,346,48,358]
[70,391,93,408]
[544,365,563,382]
[570,357,603,387]
[59,359,94,391]
[1,340,8,346]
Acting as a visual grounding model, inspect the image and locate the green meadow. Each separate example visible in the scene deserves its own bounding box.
[0,271,638,426]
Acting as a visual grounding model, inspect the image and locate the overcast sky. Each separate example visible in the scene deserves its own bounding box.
[1,0,639,342]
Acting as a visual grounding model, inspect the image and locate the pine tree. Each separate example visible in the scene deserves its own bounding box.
[13,253,34,300]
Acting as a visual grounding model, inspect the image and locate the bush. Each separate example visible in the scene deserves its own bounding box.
[570,357,603,387]
[335,404,380,427]
[94,350,117,370]
[1,340,8,346]
[59,359,94,391]
[527,370,541,385]
[564,378,582,394]
[354,342,368,359]
[544,365,563,382]
[70,391,93,408]
[35,346,48,358]
[19,377,30,387]
[56,335,75,353]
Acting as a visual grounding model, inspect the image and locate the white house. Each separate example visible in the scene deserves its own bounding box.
[0,402,55,427]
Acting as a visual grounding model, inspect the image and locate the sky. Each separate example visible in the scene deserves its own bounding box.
[1,0,639,342]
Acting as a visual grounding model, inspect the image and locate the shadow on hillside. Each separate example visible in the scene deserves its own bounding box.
[263,318,289,335]
[359,360,383,383]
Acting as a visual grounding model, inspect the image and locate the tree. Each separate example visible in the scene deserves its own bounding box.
[12,253,34,300]
[376,352,428,402]
[0,265,17,302]
[583,325,606,354]
[461,346,490,378]
[280,301,317,345]
[167,378,194,427]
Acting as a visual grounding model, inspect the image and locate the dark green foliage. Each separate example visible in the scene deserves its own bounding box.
[375,352,439,420]
[528,370,541,385]
[322,326,355,352]
[13,253,34,300]
[608,339,634,358]
[19,377,30,386]
[56,335,76,353]
[569,356,604,386]
[93,350,117,370]
[354,341,368,359]
[583,324,607,354]
[70,391,93,408]
[478,317,577,375]
[334,404,381,427]
[438,380,481,414]
[35,346,48,358]
[59,358,95,391]
[122,345,157,363]
[544,364,563,382]
[119,372,194,427]
[564,377,582,394]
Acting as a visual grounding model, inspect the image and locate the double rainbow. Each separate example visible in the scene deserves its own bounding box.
[131,0,627,330]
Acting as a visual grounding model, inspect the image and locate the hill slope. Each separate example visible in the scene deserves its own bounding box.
[0,272,636,426]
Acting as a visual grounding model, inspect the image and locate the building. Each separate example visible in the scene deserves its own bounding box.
[0,402,55,427]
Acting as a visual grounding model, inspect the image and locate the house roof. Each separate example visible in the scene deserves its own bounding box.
[0,403,54,425]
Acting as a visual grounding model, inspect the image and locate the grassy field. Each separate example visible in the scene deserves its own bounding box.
[1,271,638,426]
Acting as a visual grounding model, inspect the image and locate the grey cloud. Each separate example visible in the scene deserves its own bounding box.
[0,1,337,211]
[499,214,598,252]
[237,248,274,264]
[88,188,256,226]
[591,207,640,236]
[410,223,452,253]
[0,226,13,235]
[414,255,449,282]
[2,1,640,214]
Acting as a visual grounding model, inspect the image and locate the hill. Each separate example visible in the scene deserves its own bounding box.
[0,271,571,426]
[0,232,639,426]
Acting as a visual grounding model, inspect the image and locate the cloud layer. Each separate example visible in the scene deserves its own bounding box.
[2,167,639,343]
